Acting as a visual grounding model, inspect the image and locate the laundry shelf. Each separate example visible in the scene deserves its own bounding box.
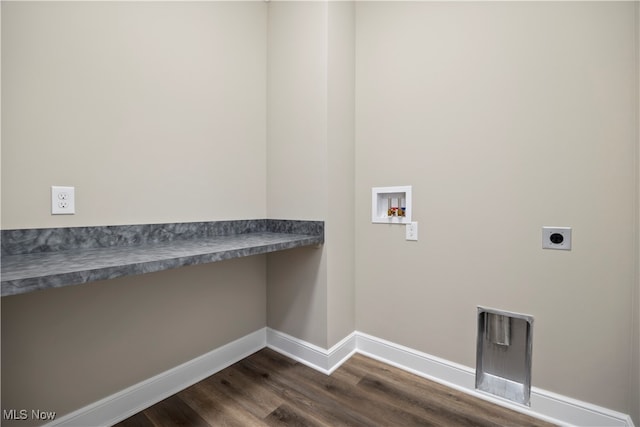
[1,220,323,297]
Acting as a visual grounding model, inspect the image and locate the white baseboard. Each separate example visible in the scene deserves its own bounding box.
[45,327,634,427]
[355,332,634,427]
[46,328,267,427]
[266,327,357,374]
[266,329,634,427]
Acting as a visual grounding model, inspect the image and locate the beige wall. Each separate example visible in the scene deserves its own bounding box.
[266,1,355,349]
[634,2,640,424]
[1,2,268,424]
[2,257,266,427]
[355,1,637,416]
[326,1,355,347]
[1,1,267,229]
[266,2,327,222]
[266,1,329,347]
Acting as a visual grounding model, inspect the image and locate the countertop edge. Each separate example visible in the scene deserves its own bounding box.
[1,221,324,297]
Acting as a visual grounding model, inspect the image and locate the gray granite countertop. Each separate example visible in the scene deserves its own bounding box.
[1,220,323,297]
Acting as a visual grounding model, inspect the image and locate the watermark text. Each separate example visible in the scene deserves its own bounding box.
[3,409,57,421]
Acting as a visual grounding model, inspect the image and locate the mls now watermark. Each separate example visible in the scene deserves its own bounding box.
[3,409,57,421]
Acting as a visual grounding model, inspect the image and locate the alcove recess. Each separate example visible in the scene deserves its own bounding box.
[371,186,412,224]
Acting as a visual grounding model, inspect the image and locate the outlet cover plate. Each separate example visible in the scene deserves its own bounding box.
[542,226,571,250]
[52,186,75,215]
[406,221,418,241]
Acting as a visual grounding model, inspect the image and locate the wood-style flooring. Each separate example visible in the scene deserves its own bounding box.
[115,348,555,427]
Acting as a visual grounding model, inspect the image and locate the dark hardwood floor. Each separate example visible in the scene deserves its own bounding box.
[115,348,555,427]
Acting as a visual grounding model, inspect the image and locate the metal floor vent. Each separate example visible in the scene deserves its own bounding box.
[476,307,534,406]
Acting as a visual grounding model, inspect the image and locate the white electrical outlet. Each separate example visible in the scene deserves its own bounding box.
[406,221,418,241]
[52,186,75,215]
[542,226,571,250]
